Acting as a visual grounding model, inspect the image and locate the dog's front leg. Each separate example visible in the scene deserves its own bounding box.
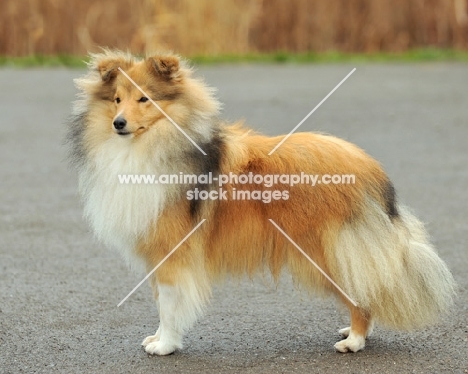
[143,284,183,355]
[141,276,161,348]
[141,326,160,347]
[143,265,210,356]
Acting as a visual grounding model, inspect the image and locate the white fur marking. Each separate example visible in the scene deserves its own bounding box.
[142,328,160,347]
[145,272,211,355]
[334,331,366,353]
[80,137,167,271]
[331,198,456,329]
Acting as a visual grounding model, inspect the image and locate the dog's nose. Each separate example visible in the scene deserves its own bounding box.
[113,117,127,130]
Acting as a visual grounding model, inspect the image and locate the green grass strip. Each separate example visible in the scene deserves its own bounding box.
[1,49,468,68]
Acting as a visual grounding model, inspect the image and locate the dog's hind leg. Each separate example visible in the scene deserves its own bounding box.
[334,304,372,353]
[338,318,374,339]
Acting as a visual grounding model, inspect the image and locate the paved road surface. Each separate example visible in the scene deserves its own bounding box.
[0,63,467,373]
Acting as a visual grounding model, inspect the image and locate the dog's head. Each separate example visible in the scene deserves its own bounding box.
[76,50,219,141]
[98,53,185,137]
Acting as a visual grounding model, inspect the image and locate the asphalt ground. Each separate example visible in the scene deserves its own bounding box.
[0,63,467,373]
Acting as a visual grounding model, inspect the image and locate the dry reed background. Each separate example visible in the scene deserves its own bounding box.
[1,0,468,56]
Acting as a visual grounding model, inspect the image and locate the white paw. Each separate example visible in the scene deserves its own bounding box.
[339,326,351,337]
[144,341,177,356]
[142,334,159,347]
[334,334,366,353]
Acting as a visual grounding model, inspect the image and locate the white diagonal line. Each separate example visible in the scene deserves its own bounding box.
[269,219,358,307]
[117,67,207,156]
[268,68,356,156]
[117,219,206,307]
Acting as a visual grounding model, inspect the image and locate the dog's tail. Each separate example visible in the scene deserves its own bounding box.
[329,198,456,329]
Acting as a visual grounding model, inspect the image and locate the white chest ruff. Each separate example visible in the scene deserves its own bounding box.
[79,139,166,267]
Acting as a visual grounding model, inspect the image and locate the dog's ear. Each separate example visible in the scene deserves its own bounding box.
[90,52,133,82]
[147,55,181,81]
[97,59,124,82]
[89,51,137,83]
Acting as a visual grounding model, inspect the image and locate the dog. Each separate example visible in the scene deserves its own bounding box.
[68,50,456,355]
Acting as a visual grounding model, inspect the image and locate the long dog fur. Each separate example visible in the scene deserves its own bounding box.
[68,50,456,355]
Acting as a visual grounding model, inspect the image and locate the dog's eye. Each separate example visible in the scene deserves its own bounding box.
[115,97,121,104]
[138,97,149,103]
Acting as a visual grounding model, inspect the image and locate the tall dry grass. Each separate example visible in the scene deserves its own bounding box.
[0,0,467,56]
[251,0,468,52]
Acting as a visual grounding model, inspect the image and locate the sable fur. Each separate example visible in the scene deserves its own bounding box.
[68,50,456,355]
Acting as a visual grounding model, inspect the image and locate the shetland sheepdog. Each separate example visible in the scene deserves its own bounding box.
[68,50,455,355]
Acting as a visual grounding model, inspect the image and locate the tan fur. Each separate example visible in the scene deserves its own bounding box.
[70,50,456,355]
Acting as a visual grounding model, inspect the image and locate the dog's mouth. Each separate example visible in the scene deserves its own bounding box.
[116,130,131,136]
[115,127,147,137]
